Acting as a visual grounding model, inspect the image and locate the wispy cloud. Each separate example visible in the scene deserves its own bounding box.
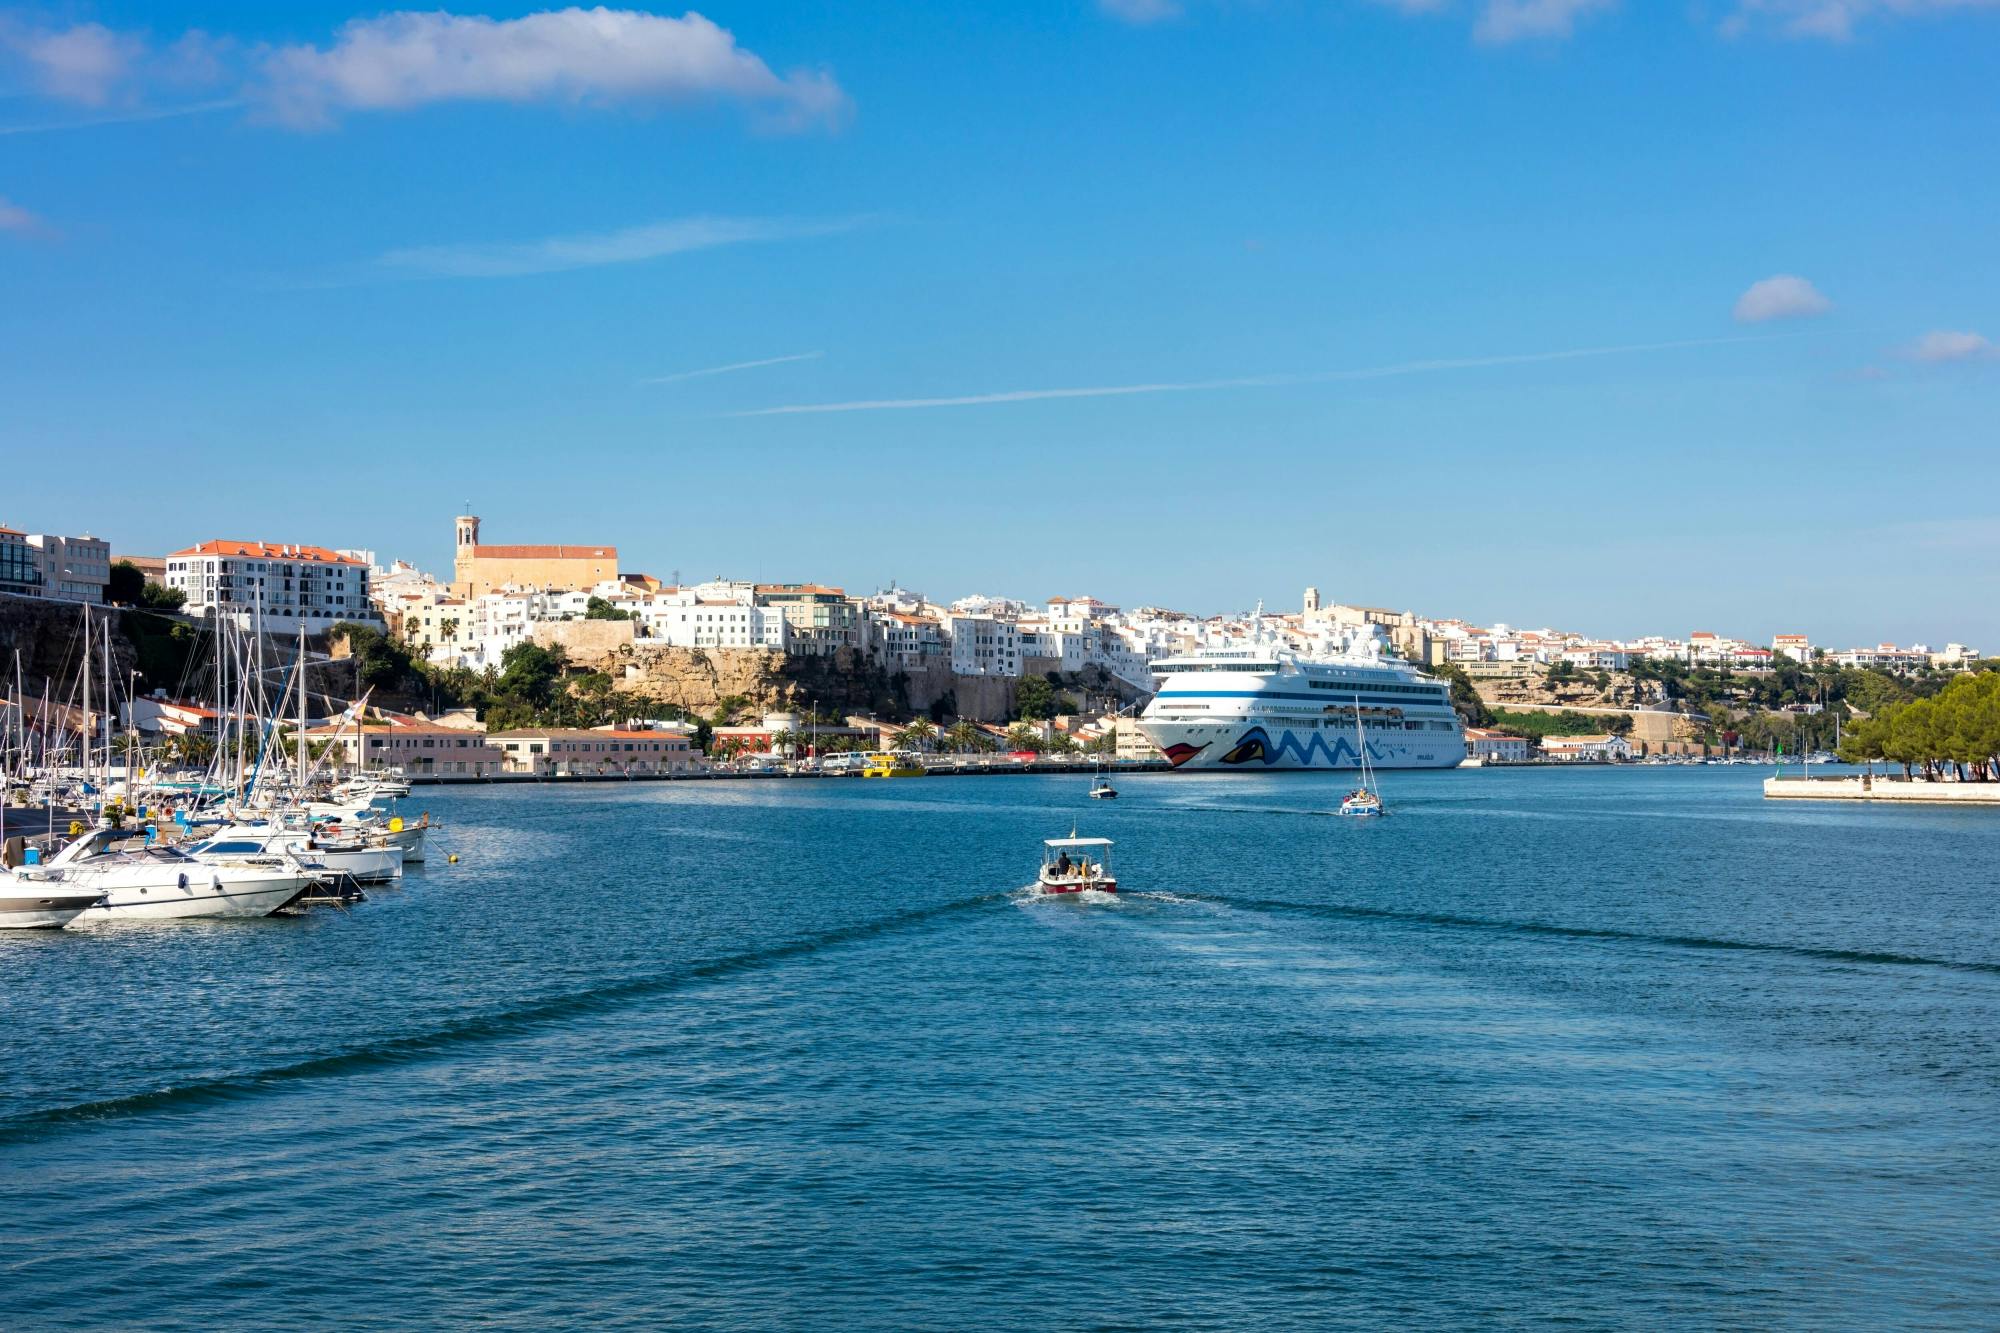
[1097,0,1184,22]
[1100,0,1615,40]
[1733,274,1832,323]
[1722,0,2000,41]
[0,193,42,235]
[1475,0,1616,44]
[1905,330,1997,363]
[729,335,1770,417]
[644,351,824,384]
[0,19,143,105]
[376,214,871,280]
[0,98,237,136]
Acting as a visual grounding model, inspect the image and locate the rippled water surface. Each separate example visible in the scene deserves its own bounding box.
[5,767,1999,1328]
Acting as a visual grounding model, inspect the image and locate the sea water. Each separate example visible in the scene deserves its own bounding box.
[3,767,1997,1328]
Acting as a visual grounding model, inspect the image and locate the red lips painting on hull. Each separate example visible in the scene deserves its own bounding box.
[1161,742,1209,768]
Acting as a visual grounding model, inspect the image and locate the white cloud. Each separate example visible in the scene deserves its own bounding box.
[1906,330,1997,363]
[1723,0,2000,40]
[730,334,1766,417]
[1474,0,1616,42]
[644,351,824,384]
[0,194,41,233]
[1098,0,1184,21]
[0,19,145,105]
[257,8,847,130]
[376,214,869,279]
[1733,274,1832,323]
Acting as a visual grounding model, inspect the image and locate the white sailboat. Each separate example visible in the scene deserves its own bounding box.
[1337,702,1386,817]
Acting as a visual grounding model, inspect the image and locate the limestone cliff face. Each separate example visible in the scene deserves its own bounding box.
[526,622,1152,723]
[0,593,144,693]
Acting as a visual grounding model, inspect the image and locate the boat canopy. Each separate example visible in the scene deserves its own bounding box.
[1044,837,1113,849]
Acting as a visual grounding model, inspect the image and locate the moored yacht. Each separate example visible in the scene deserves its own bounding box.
[15,828,315,921]
[0,877,104,929]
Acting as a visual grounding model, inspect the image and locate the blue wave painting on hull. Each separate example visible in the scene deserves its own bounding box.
[1217,726,1400,767]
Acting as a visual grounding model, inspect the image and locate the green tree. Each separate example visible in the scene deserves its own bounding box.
[584,596,633,621]
[1426,660,1493,728]
[945,720,993,754]
[495,641,567,709]
[1004,723,1044,753]
[140,581,187,610]
[1014,675,1056,721]
[893,719,938,751]
[107,560,146,605]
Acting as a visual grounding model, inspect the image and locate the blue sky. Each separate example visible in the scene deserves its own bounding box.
[2,1,1996,647]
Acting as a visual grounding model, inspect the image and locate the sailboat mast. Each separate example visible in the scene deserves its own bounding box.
[297,622,308,796]
[101,606,113,792]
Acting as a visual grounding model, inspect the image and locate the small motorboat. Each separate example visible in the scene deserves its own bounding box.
[1038,836,1117,894]
[1088,765,1118,800]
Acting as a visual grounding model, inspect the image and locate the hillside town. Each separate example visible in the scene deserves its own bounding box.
[0,512,1989,774]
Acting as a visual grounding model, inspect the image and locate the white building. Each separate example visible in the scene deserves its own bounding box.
[632,582,789,651]
[948,614,1022,676]
[1772,633,1812,663]
[0,526,111,603]
[872,611,949,669]
[1830,644,1930,671]
[1540,734,1633,763]
[1930,643,1984,669]
[1560,645,1631,671]
[1463,728,1531,764]
[166,540,380,634]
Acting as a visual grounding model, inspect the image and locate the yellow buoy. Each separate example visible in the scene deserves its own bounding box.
[448,853,459,864]
[388,816,404,832]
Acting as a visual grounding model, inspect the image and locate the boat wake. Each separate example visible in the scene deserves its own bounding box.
[1183,893,2000,976]
[0,890,1010,1145]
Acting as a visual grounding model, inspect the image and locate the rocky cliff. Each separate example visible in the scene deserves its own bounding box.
[0,593,149,695]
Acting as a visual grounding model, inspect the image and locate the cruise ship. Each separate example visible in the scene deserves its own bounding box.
[1137,640,1466,771]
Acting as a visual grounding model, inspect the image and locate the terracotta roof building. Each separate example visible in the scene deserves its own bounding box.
[165,538,375,633]
[452,514,618,598]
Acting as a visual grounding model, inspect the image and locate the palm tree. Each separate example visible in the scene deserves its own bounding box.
[945,720,986,754]
[893,719,938,752]
[1004,723,1043,753]
[771,729,800,758]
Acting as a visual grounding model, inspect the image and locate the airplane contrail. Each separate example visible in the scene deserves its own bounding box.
[726,334,1776,417]
[644,351,824,384]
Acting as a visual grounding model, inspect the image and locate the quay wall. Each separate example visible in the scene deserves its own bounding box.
[408,759,1173,785]
[1763,776,2000,805]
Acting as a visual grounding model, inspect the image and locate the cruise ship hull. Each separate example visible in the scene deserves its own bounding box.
[1138,720,1464,771]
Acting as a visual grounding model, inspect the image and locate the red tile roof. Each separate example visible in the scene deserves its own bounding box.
[470,545,616,560]
[169,540,364,565]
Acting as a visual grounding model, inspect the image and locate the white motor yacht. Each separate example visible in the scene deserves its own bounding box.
[185,825,403,885]
[16,828,315,921]
[0,876,104,929]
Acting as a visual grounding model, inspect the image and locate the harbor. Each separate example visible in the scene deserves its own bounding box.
[7,764,2000,1327]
